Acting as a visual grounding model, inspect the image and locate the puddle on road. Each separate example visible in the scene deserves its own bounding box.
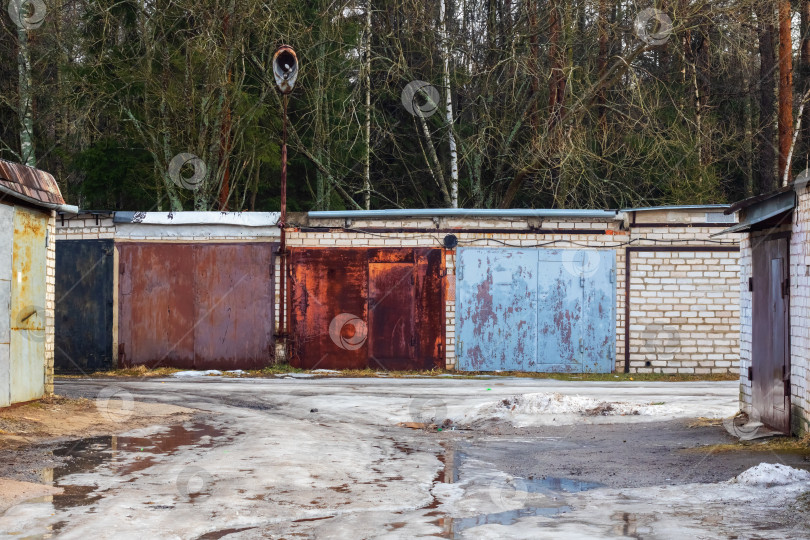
[426,445,603,538]
[194,526,257,540]
[32,423,226,510]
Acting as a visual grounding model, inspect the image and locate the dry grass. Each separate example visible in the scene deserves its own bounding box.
[685,434,810,455]
[59,365,183,378]
[56,364,739,382]
[687,417,725,428]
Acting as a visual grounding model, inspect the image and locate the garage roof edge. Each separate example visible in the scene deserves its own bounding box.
[307,209,619,219]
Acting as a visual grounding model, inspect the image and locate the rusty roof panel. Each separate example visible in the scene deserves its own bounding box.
[0,159,65,207]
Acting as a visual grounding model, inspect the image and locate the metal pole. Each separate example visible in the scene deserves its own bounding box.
[281,93,288,228]
[279,94,288,347]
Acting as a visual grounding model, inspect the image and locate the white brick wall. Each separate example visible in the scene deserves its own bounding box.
[627,249,740,374]
[791,187,810,433]
[55,214,115,240]
[45,210,56,395]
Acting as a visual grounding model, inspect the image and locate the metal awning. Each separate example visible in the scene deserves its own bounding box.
[713,190,796,236]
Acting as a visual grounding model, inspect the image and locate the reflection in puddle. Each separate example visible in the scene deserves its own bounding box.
[450,505,573,532]
[429,445,604,538]
[36,423,225,510]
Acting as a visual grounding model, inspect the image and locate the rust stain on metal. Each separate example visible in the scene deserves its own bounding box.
[118,242,275,369]
[10,207,48,403]
[289,248,444,370]
[457,248,615,373]
[0,159,64,206]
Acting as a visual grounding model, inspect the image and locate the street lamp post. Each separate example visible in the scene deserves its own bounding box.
[272,46,298,359]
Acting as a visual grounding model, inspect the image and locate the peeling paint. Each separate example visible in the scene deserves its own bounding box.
[289,248,444,370]
[456,248,615,373]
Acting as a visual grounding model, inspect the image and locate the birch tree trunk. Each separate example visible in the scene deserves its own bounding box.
[800,0,810,162]
[439,0,458,207]
[363,0,372,210]
[17,25,35,167]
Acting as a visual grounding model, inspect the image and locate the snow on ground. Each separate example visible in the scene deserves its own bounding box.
[732,462,810,486]
[172,370,223,378]
[457,463,810,539]
[454,392,688,427]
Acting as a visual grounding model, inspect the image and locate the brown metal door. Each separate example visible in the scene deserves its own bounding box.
[368,262,415,370]
[193,244,275,369]
[118,243,275,369]
[118,244,196,368]
[288,248,368,369]
[752,236,790,433]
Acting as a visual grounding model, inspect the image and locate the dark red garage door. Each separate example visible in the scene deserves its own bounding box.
[118,242,275,369]
[751,235,791,433]
[289,248,444,370]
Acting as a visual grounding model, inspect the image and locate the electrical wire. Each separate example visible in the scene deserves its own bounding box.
[331,227,740,249]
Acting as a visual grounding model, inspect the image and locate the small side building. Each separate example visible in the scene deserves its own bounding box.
[0,159,73,407]
[722,183,809,434]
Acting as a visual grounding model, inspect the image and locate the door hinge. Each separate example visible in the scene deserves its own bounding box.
[785,378,791,396]
[458,265,463,281]
[609,269,615,283]
[119,262,125,275]
[782,277,790,297]
[747,365,753,381]
[748,277,753,292]
[458,340,463,358]
[580,276,585,287]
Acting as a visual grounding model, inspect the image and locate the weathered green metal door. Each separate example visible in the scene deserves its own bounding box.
[10,206,48,403]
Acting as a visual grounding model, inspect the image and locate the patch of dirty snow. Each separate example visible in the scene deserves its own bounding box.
[172,370,222,378]
[451,462,810,539]
[311,369,341,374]
[225,370,245,376]
[455,392,684,427]
[732,463,810,486]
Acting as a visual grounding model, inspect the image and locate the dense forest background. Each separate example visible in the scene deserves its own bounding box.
[0,0,806,211]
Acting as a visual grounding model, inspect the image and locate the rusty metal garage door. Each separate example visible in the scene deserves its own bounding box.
[456,248,615,373]
[55,240,114,373]
[118,243,275,369]
[10,207,48,403]
[751,235,790,433]
[289,248,444,370]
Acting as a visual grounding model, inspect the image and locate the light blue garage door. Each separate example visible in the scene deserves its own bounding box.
[456,248,616,373]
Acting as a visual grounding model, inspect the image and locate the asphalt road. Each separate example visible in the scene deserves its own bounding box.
[0,377,807,539]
